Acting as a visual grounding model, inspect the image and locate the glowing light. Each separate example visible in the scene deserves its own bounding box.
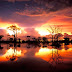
[3,48,21,57]
[7,29,21,35]
[35,47,58,61]
[35,28,50,36]
[7,24,21,35]
[0,48,22,61]
[35,48,52,61]
[39,31,50,36]
[0,48,27,61]
[7,30,15,35]
[35,47,51,56]
[35,47,57,56]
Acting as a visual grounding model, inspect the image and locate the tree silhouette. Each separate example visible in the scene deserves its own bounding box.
[47,25,62,42]
[32,37,37,41]
[0,35,4,41]
[9,38,13,41]
[18,38,21,43]
[37,37,41,42]
[54,33,63,41]
[27,36,30,41]
[7,25,21,42]
[42,37,47,42]
[48,48,63,66]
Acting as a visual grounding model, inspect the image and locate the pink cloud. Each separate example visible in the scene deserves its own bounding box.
[16,7,47,17]
[24,28,40,37]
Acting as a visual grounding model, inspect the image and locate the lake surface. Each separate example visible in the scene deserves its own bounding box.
[0,43,72,72]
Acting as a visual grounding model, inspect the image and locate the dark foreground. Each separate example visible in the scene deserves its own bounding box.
[0,58,72,72]
[0,43,72,72]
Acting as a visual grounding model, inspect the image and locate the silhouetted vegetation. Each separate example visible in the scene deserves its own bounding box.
[0,25,71,48]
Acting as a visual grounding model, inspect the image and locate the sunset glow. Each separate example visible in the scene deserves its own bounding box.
[35,27,50,36]
[0,0,72,72]
[3,48,21,57]
[35,47,72,62]
[0,48,21,61]
[38,31,50,36]
[35,47,57,61]
[6,24,21,35]
[7,29,21,35]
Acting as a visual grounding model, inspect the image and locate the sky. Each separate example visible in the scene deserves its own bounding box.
[0,0,72,39]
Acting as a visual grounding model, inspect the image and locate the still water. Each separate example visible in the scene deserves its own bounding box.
[0,43,72,72]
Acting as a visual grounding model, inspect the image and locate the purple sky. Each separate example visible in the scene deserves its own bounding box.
[0,0,72,39]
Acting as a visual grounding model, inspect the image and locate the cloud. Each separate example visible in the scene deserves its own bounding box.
[0,0,72,36]
[0,0,72,28]
[16,7,47,16]
[24,28,40,37]
[16,0,72,16]
[0,29,6,35]
[18,28,41,40]
[0,29,8,40]
[53,7,72,18]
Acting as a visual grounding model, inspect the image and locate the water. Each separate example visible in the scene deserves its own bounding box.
[0,43,72,72]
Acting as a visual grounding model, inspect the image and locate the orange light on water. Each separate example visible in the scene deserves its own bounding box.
[35,48,52,55]
[35,47,57,56]
[3,48,21,57]
[35,48,54,61]
[0,48,22,61]
[35,47,72,62]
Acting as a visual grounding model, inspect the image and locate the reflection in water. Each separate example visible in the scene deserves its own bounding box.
[0,43,72,63]
[0,43,72,72]
[0,43,3,50]
[4,48,21,61]
[35,47,60,65]
[0,48,22,61]
[0,43,27,61]
[48,48,63,66]
[35,47,72,66]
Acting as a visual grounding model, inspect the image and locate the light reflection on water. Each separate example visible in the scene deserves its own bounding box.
[0,43,72,64]
[35,47,72,65]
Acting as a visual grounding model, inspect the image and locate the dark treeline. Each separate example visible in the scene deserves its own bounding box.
[0,35,72,46]
[0,25,71,47]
